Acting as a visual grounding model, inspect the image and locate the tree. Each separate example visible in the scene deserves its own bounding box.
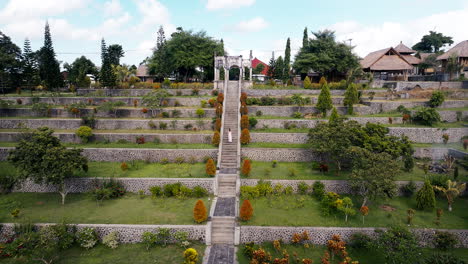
[240,200,253,221]
[148,26,171,80]
[0,31,23,94]
[241,159,251,177]
[445,53,463,80]
[100,39,117,88]
[267,55,276,78]
[107,44,124,66]
[142,90,170,117]
[343,83,359,115]
[349,147,399,207]
[22,38,40,92]
[64,56,98,86]
[211,131,220,146]
[274,56,284,81]
[284,38,291,78]
[412,31,453,53]
[240,128,251,145]
[428,90,445,108]
[7,127,88,204]
[302,27,308,48]
[193,199,207,223]
[205,158,216,176]
[413,107,441,126]
[294,30,359,80]
[434,180,467,212]
[337,197,355,222]
[416,180,436,210]
[113,64,134,83]
[253,63,265,74]
[418,53,438,74]
[316,83,333,116]
[303,76,312,89]
[328,107,339,123]
[38,22,63,91]
[97,101,125,118]
[373,226,419,264]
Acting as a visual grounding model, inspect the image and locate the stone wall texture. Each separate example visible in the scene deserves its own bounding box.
[0,118,213,130]
[372,81,464,90]
[248,105,374,116]
[76,88,213,96]
[367,100,467,113]
[0,147,217,162]
[243,89,384,97]
[14,177,215,194]
[0,223,206,244]
[240,226,468,248]
[0,107,216,118]
[4,96,208,107]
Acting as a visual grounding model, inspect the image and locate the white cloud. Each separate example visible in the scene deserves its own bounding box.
[206,0,255,10]
[103,0,123,17]
[226,17,268,33]
[327,8,468,57]
[0,0,90,22]
[133,0,174,34]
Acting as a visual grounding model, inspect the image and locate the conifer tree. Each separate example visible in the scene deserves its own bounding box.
[302,27,309,48]
[344,83,359,115]
[317,83,333,116]
[274,56,284,81]
[284,38,291,78]
[38,22,63,90]
[416,180,436,210]
[22,38,40,92]
[329,107,339,123]
[303,76,312,89]
[193,200,207,223]
[267,55,276,78]
[100,39,117,88]
[240,200,253,221]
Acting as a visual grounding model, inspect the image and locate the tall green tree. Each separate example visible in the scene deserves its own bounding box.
[344,83,359,115]
[64,56,98,86]
[284,38,291,78]
[107,44,124,66]
[0,31,23,94]
[100,39,117,87]
[416,180,436,210]
[294,29,359,80]
[148,26,171,80]
[22,38,40,92]
[316,83,333,116]
[8,127,88,204]
[274,56,284,80]
[302,27,308,48]
[267,55,276,78]
[412,31,454,53]
[38,22,63,91]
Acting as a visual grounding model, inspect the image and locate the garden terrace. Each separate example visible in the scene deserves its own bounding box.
[239,194,468,229]
[0,193,211,225]
[76,88,214,96]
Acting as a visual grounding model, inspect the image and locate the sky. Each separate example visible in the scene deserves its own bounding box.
[1,0,467,68]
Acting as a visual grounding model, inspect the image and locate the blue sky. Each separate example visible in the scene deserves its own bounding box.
[1,0,467,68]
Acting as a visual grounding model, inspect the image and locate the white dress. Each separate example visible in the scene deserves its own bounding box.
[228,131,232,143]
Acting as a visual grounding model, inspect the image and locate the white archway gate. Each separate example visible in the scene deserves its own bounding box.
[214,53,253,90]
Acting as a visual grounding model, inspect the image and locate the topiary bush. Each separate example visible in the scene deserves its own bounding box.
[240,128,251,145]
[303,76,312,89]
[416,180,436,210]
[195,108,205,118]
[193,200,207,223]
[240,101,248,115]
[212,131,220,146]
[76,126,93,143]
[241,159,252,177]
[240,199,253,221]
[76,227,98,249]
[241,115,249,129]
[103,231,119,249]
[249,117,258,128]
[205,158,216,177]
[183,248,199,264]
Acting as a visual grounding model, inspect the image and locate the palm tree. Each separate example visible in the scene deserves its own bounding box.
[434,180,466,211]
[445,53,462,80]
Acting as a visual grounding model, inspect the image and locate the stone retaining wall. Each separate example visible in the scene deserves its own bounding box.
[248,105,374,116]
[243,89,384,97]
[241,179,425,196]
[0,223,206,244]
[0,107,216,118]
[0,132,213,144]
[76,88,213,96]
[4,96,208,107]
[14,177,215,194]
[367,100,467,113]
[388,127,467,143]
[240,226,468,248]
[0,118,213,130]
[372,81,464,90]
[0,147,217,162]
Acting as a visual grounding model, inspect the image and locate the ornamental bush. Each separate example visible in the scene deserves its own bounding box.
[195,108,205,118]
[103,231,119,249]
[241,159,252,177]
[193,200,207,223]
[76,227,98,249]
[76,126,93,143]
[433,231,459,250]
[217,93,224,104]
[183,248,199,264]
[316,83,333,116]
[241,115,249,129]
[211,131,220,146]
[214,118,222,131]
[303,76,312,89]
[205,158,216,177]
[429,90,445,108]
[413,107,441,126]
[240,128,251,145]
[240,101,248,115]
[240,199,253,221]
[249,117,258,128]
[240,92,248,103]
[416,180,436,210]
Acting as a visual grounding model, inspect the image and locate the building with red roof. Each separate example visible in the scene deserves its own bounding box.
[251,57,269,75]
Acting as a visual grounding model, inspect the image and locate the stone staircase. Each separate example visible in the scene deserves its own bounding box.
[211,217,235,244]
[217,174,237,197]
[219,81,240,174]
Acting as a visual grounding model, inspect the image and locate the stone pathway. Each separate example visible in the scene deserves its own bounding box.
[214,197,236,217]
[207,244,235,264]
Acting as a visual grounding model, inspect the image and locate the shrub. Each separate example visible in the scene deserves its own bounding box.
[216,103,223,117]
[312,181,325,200]
[76,227,98,249]
[240,128,250,145]
[298,181,309,194]
[422,253,466,264]
[164,183,182,197]
[403,156,414,172]
[292,111,302,118]
[208,98,216,107]
[81,115,97,128]
[212,131,220,146]
[241,115,249,129]
[402,180,417,197]
[413,107,441,126]
[205,158,216,177]
[149,186,162,198]
[136,136,145,144]
[120,162,128,171]
[240,101,248,115]
[159,122,167,130]
[200,100,207,108]
[374,226,419,264]
[141,108,148,113]
[214,118,222,131]
[240,92,247,103]
[240,199,253,221]
[141,231,158,250]
[16,98,22,105]
[429,90,445,108]
[174,157,185,164]
[193,186,208,198]
[284,186,293,195]
[349,232,371,249]
[388,117,393,124]
[249,117,258,128]
[272,160,278,168]
[193,200,207,223]
[195,108,205,118]
[317,83,333,116]
[217,92,224,104]
[103,231,119,249]
[183,248,199,264]
[442,133,449,144]
[303,76,312,89]
[288,167,296,177]
[416,180,436,210]
[433,231,459,250]
[256,110,263,116]
[133,99,138,108]
[76,126,93,143]
[241,159,252,177]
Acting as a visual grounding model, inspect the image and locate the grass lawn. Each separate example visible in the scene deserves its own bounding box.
[414,142,467,152]
[237,243,468,264]
[0,243,206,264]
[0,161,211,178]
[385,122,467,128]
[0,193,210,225]
[0,128,213,134]
[245,142,311,148]
[243,161,468,181]
[241,194,468,229]
[0,141,216,149]
[252,128,309,133]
